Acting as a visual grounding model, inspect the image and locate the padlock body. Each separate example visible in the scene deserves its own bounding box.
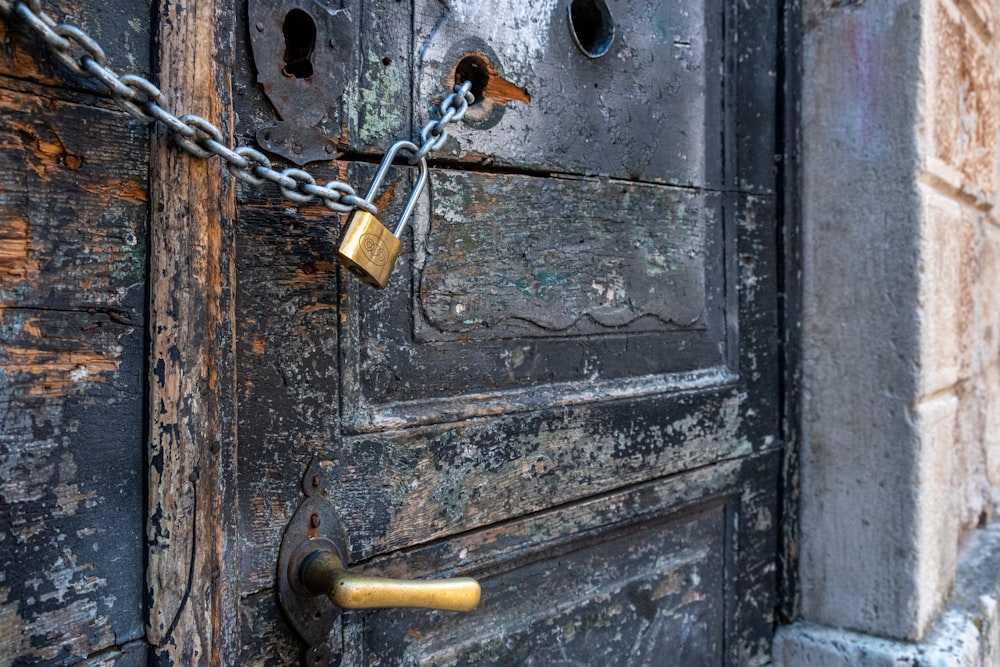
[336,210,402,289]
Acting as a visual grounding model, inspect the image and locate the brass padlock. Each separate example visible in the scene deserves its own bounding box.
[336,140,429,289]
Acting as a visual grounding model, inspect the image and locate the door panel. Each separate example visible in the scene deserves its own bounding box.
[342,170,733,431]
[231,0,782,663]
[413,0,724,187]
[0,16,150,662]
[362,452,779,666]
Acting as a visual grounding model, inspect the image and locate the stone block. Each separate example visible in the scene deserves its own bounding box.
[773,617,981,667]
[976,222,1000,375]
[958,209,986,381]
[799,0,956,642]
[926,0,998,203]
[914,392,961,634]
[954,376,991,536]
[775,517,1000,667]
[918,189,967,396]
[986,361,1000,489]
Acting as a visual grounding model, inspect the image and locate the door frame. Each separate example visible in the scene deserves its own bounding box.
[145,0,240,661]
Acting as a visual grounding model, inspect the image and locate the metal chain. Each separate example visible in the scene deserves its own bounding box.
[411,83,474,163]
[0,0,475,216]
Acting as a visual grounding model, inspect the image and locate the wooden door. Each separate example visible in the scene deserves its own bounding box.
[149,0,786,664]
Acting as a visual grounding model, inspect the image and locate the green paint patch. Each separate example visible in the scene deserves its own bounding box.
[513,270,568,301]
[355,50,406,145]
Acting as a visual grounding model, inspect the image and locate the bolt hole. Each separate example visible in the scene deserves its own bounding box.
[454,54,490,105]
[568,0,615,59]
[382,56,392,67]
[313,610,323,619]
[282,9,316,79]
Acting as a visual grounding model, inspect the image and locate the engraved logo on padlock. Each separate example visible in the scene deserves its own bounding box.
[336,140,428,289]
[359,233,389,266]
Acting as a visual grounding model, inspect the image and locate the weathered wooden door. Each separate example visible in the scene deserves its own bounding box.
[138,0,786,665]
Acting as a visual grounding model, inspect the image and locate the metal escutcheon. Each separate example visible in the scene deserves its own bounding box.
[277,459,481,665]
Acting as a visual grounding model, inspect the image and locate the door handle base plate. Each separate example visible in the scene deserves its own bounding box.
[276,457,348,652]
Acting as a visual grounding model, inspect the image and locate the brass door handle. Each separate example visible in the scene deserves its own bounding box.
[299,550,481,612]
[277,459,482,664]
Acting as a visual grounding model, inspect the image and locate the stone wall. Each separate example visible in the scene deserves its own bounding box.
[920,0,1000,545]
[775,0,1000,662]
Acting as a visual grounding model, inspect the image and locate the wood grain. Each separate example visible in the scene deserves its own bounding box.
[0,84,148,665]
[363,452,780,666]
[146,0,238,663]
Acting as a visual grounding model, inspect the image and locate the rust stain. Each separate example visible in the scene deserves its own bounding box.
[300,303,337,313]
[448,54,532,105]
[297,206,342,221]
[5,118,75,180]
[251,335,266,355]
[0,219,40,288]
[288,261,337,288]
[22,317,42,338]
[373,182,397,213]
[35,137,63,157]
[63,154,84,170]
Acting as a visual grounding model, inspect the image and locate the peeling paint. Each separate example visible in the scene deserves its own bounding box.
[1,72,148,666]
[0,218,40,289]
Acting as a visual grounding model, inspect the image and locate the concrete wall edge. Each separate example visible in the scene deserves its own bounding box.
[774,515,1000,666]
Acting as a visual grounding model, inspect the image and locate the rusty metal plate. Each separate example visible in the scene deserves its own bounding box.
[248,0,354,163]
[277,458,350,651]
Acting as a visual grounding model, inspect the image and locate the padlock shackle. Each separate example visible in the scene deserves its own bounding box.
[363,140,429,238]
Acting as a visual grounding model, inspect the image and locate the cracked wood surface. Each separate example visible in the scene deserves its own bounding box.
[0,8,149,664]
[145,0,239,664]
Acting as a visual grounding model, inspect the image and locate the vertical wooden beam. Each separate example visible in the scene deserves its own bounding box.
[146,0,238,662]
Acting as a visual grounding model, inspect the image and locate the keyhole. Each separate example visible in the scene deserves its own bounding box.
[282,9,316,79]
[454,54,490,105]
[568,0,615,58]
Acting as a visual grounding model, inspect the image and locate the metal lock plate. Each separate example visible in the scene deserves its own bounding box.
[336,211,402,289]
[248,0,354,164]
[277,459,349,655]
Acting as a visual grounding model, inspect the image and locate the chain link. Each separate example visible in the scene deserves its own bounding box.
[0,0,471,217]
[411,81,474,163]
